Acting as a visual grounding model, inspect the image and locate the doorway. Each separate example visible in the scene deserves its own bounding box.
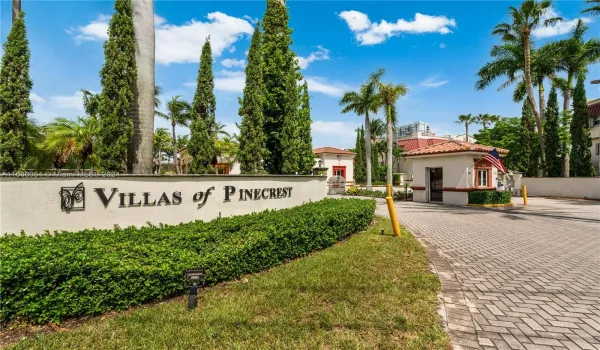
[429,168,443,202]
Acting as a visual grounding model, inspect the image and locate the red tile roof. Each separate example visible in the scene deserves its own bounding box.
[397,137,449,152]
[403,140,509,157]
[313,147,356,155]
[589,98,600,117]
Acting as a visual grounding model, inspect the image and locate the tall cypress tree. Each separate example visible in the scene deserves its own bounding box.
[96,0,137,172]
[297,80,314,174]
[353,127,366,184]
[0,11,32,172]
[543,86,562,177]
[238,23,267,174]
[262,0,298,174]
[280,67,301,174]
[515,100,535,176]
[189,39,217,174]
[570,76,596,177]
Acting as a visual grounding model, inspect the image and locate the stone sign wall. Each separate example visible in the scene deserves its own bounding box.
[0,175,327,235]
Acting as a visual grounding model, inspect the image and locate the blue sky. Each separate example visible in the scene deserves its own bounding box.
[1,0,599,149]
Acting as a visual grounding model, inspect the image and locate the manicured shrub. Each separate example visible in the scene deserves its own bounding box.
[346,188,387,198]
[392,173,401,186]
[468,190,512,205]
[0,199,375,324]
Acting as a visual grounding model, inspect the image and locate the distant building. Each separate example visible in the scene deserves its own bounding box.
[588,98,600,174]
[313,147,355,185]
[396,121,431,139]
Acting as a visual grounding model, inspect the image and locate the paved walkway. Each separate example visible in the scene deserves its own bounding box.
[373,197,600,350]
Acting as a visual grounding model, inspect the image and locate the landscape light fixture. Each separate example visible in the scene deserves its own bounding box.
[185,268,206,310]
[318,159,323,167]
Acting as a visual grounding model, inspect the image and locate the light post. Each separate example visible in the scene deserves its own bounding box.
[185,268,206,310]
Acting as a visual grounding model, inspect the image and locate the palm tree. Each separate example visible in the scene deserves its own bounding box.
[44,116,100,169]
[511,43,564,121]
[455,114,475,142]
[369,70,409,186]
[474,114,501,130]
[129,0,155,174]
[154,85,162,109]
[582,0,600,15]
[12,0,21,24]
[153,128,171,173]
[492,0,562,165]
[155,96,191,174]
[369,118,386,143]
[340,75,382,190]
[213,121,231,141]
[21,119,53,170]
[546,20,599,176]
[551,20,600,112]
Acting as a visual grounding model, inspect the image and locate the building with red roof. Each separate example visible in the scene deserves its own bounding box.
[313,147,356,185]
[404,140,509,206]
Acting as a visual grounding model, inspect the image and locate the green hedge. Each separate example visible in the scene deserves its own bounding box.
[0,199,375,324]
[468,190,512,205]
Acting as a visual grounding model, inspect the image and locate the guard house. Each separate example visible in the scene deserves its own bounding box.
[313,147,355,186]
[404,140,509,206]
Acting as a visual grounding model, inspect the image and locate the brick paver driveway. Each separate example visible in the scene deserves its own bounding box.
[375,197,600,350]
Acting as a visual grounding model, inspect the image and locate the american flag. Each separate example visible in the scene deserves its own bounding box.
[483,149,507,174]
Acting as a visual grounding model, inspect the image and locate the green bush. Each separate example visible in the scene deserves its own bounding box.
[393,173,401,186]
[346,188,387,198]
[468,191,512,205]
[0,199,375,324]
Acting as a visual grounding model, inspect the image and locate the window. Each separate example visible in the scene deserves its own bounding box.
[477,169,488,187]
[596,143,600,156]
[593,116,600,127]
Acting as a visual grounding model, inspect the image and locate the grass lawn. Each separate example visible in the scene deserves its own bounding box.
[7,218,450,350]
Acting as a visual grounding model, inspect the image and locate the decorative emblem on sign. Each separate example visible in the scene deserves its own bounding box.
[60,182,85,212]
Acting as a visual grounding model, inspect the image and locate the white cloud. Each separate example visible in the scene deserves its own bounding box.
[339,11,457,45]
[186,69,246,93]
[532,8,592,39]
[305,77,353,97]
[221,58,246,68]
[311,120,361,149]
[48,91,85,111]
[297,46,330,69]
[69,12,254,65]
[243,15,259,24]
[67,14,110,44]
[156,12,253,65]
[338,10,371,32]
[419,77,449,88]
[30,93,46,103]
[154,14,167,26]
[439,43,446,49]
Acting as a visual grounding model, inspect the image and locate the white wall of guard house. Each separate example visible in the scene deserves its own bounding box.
[0,175,327,236]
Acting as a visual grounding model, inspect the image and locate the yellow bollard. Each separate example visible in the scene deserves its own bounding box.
[522,185,528,206]
[386,184,401,237]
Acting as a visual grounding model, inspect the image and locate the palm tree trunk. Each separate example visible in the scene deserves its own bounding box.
[12,0,21,23]
[128,0,155,174]
[386,105,393,186]
[465,123,469,143]
[562,72,573,178]
[157,146,162,174]
[538,80,546,121]
[172,121,180,174]
[523,31,546,168]
[364,114,372,190]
